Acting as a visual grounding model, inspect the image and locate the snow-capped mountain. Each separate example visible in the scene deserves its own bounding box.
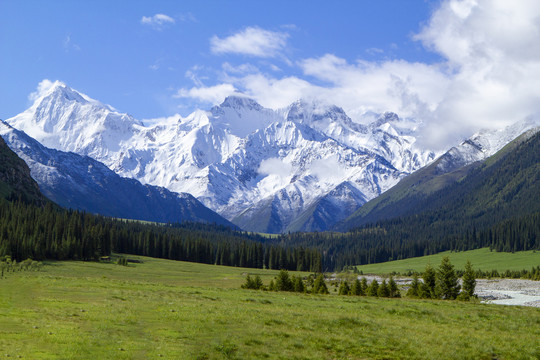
[0,120,234,226]
[435,117,540,174]
[6,81,441,232]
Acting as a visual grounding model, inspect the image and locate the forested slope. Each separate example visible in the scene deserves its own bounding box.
[276,131,540,269]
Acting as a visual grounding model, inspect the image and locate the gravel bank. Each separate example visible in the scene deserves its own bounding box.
[475,278,540,307]
[337,275,540,307]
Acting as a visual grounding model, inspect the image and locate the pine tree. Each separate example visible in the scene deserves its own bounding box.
[312,274,329,294]
[275,269,293,291]
[407,274,421,298]
[378,279,390,297]
[436,256,460,300]
[360,277,368,295]
[388,276,400,298]
[338,281,350,295]
[241,274,255,289]
[367,279,379,297]
[421,263,436,299]
[350,278,363,296]
[459,260,476,300]
[293,275,305,293]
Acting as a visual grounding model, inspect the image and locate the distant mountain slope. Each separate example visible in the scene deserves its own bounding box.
[6,81,437,233]
[339,125,540,231]
[275,130,539,269]
[0,134,46,205]
[0,121,234,226]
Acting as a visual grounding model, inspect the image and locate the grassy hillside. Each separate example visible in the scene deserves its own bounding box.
[1,256,539,359]
[354,248,540,274]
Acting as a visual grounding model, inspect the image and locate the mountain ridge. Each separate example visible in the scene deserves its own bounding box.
[8,80,537,233]
[0,120,234,226]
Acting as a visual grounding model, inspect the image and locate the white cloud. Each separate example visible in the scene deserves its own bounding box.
[210,27,289,57]
[141,14,175,29]
[141,114,181,127]
[29,79,56,102]
[309,156,347,183]
[174,83,236,104]
[176,1,540,150]
[413,0,540,147]
[258,157,293,178]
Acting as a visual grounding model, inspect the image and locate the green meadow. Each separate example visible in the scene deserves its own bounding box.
[355,248,540,274]
[1,256,539,359]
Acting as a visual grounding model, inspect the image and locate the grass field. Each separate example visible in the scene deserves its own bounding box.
[1,256,539,359]
[355,248,540,274]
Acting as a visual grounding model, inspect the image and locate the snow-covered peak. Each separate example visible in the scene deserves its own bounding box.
[217,96,263,112]
[286,99,351,125]
[210,96,278,137]
[436,117,540,173]
[6,80,142,158]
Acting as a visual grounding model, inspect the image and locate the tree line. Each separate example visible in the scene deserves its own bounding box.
[272,212,539,270]
[0,198,322,272]
[242,256,477,301]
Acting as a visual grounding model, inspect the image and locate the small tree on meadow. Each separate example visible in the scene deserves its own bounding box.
[293,275,305,293]
[360,277,368,295]
[367,279,379,297]
[312,274,329,294]
[407,274,421,298]
[459,260,476,300]
[338,281,350,295]
[350,278,364,296]
[241,274,255,289]
[388,276,400,298]
[378,279,390,297]
[268,279,276,291]
[275,269,293,291]
[436,256,460,300]
[253,275,263,290]
[420,263,436,299]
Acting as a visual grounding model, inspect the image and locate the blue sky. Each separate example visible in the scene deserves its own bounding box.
[1,0,441,118]
[2,0,540,149]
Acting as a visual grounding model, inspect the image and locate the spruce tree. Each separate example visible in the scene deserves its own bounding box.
[360,277,368,295]
[460,260,476,300]
[421,263,436,299]
[312,274,329,294]
[275,269,293,291]
[406,274,421,298]
[254,275,263,290]
[436,256,460,300]
[388,276,400,298]
[293,275,305,293]
[367,279,379,297]
[378,279,390,297]
[241,274,255,289]
[351,278,363,296]
[268,279,276,291]
[338,281,350,295]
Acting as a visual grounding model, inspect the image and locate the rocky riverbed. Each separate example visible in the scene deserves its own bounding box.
[475,278,540,307]
[335,275,540,307]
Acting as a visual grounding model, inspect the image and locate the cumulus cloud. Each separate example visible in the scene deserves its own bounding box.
[141,14,175,29]
[413,0,540,147]
[210,27,289,57]
[177,1,540,150]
